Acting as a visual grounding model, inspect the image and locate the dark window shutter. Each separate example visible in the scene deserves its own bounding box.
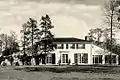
[52,54,55,64]
[42,54,45,64]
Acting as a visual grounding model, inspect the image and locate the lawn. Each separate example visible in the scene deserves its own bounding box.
[14,65,120,73]
[0,65,120,80]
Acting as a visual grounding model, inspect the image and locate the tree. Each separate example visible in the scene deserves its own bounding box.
[8,31,19,54]
[0,32,19,56]
[87,28,103,42]
[88,29,95,41]
[39,14,55,64]
[103,0,120,64]
[21,18,41,56]
[94,28,103,42]
[0,34,8,50]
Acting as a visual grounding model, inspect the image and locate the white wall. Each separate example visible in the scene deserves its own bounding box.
[53,43,119,65]
[53,43,93,65]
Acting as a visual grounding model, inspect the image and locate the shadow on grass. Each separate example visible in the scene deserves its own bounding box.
[50,77,118,80]
[14,65,120,73]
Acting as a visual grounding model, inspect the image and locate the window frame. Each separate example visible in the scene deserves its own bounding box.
[57,44,64,49]
[93,55,102,64]
[76,43,85,49]
[46,57,52,63]
[74,53,88,64]
[62,54,68,63]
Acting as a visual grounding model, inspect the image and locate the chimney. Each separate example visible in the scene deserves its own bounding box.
[85,36,88,41]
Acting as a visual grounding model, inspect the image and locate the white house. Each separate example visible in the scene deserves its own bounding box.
[39,37,119,65]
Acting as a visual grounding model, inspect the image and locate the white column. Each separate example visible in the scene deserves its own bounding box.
[88,44,93,64]
[102,55,105,64]
[69,51,74,65]
[55,51,60,65]
[116,55,119,65]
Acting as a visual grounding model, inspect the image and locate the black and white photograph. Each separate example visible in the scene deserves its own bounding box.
[0,0,120,80]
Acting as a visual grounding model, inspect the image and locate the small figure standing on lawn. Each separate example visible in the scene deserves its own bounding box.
[31,57,36,66]
[4,58,11,66]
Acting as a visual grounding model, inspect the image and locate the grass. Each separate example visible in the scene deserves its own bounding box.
[14,65,120,73]
[1,65,120,80]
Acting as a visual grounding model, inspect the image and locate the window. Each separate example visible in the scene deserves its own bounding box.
[112,55,116,64]
[82,54,88,63]
[62,54,68,63]
[74,54,78,64]
[105,55,110,64]
[76,44,85,49]
[57,44,64,49]
[93,55,102,64]
[70,44,75,49]
[105,55,116,64]
[74,53,88,64]
[46,57,52,63]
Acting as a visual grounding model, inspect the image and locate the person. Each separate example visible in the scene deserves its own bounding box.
[31,56,36,66]
[12,54,19,66]
[4,58,11,66]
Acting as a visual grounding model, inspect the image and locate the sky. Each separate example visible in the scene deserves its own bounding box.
[0,0,105,40]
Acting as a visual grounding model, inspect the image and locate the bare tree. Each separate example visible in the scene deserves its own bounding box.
[0,32,19,56]
[103,0,120,64]
[87,28,103,42]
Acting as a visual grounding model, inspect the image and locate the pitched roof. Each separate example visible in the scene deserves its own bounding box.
[53,37,90,43]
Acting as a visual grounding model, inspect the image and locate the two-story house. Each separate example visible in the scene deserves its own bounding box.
[39,37,119,65]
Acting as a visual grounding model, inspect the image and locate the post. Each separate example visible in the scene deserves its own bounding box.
[116,55,119,65]
[102,55,105,64]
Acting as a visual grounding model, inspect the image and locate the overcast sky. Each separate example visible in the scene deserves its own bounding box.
[0,0,105,40]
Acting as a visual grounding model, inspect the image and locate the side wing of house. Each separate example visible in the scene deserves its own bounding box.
[92,44,119,64]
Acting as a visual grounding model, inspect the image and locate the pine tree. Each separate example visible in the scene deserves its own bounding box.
[21,18,41,56]
[39,14,55,64]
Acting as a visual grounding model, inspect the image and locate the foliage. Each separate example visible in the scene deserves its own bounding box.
[21,18,41,55]
[39,14,55,53]
[0,32,19,56]
[20,15,55,65]
[104,0,120,28]
[88,28,103,42]
[103,0,120,64]
[104,38,120,55]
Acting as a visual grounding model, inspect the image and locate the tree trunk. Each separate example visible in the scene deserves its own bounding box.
[109,10,114,64]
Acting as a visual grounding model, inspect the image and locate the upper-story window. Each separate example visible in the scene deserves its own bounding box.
[76,43,85,49]
[57,44,64,49]
[55,43,85,49]
[70,44,75,49]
